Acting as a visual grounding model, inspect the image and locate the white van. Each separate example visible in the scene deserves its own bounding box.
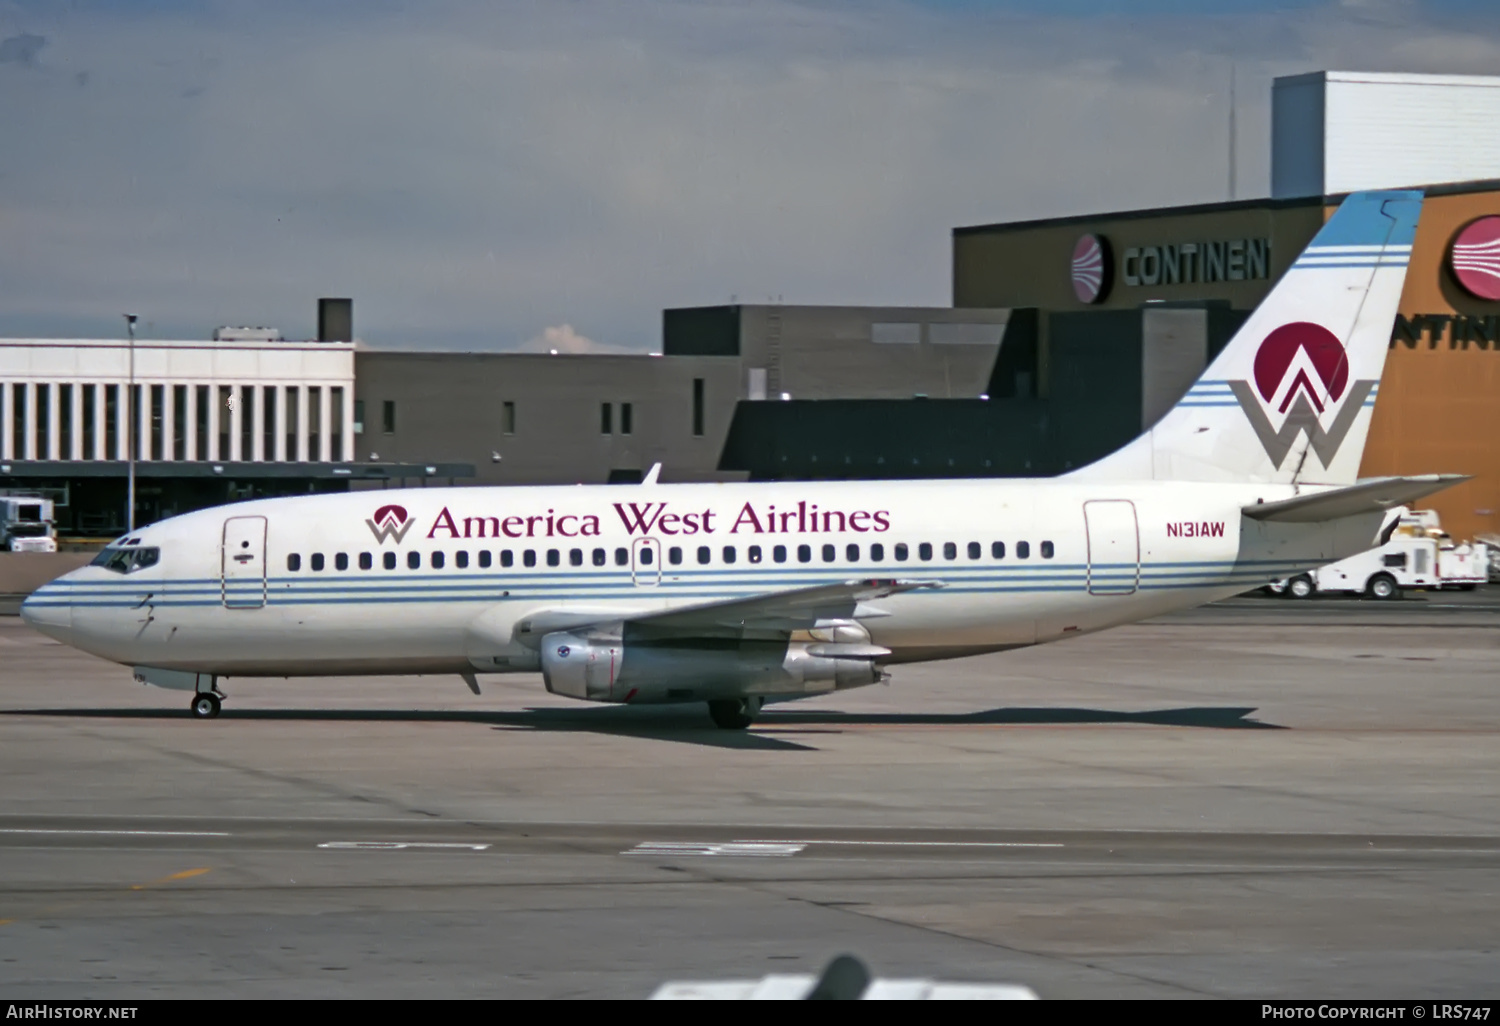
[0,496,58,553]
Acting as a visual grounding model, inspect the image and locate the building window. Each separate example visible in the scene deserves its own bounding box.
[601,402,612,434]
[130,384,143,460]
[238,385,254,461]
[194,385,208,461]
[172,385,187,460]
[82,384,96,460]
[286,387,300,461]
[104,385,118,460]
[35,384,50,461]
[502,401,515,435]
[353,399,364,435]
[59,384,73,460]
[218,385,233,461]
[149,384,164,461]
[330,387,344,462]
[263,387,277,462]
[692,378,704,436]
[308,387,322,462]
[11,384,25,459]
[382,399,395,434]
[621,402,633,435]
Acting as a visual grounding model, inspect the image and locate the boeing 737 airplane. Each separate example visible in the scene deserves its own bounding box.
[21,190,1467,727]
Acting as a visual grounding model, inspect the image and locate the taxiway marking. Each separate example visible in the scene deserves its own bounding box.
[317,841,492,851]
[624,842,806,857]
[0,829,230,837]
[735,839,1065,848]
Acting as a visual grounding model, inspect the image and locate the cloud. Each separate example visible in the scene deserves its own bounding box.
[0,32,46,66]
[1,2,1499,352]
[515,324,641,355]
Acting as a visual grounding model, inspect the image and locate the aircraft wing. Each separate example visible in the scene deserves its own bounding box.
[628,578,944,633]
[1242,474,1469,524]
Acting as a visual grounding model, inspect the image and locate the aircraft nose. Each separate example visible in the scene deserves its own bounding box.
[20,583,73,634]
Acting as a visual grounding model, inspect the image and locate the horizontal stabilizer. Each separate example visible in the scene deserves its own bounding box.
[1242,475,1469,523]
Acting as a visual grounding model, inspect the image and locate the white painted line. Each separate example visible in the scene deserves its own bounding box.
[733,839,1065,848]
[624,842,806,857]
[0,828,231,837]
[318,841,491,851]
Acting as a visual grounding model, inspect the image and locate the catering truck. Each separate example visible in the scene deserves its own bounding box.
[1272,511,1487,599]
[0,496,58,553]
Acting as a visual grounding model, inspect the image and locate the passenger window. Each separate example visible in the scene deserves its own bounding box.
[592,548,606,567]
[697,546,711,565]
[546,549,560,567]
[460,550,472,568]
[669,546,683,565]
[501,550,515,567]
[478,551,492,568]
[822,544,836,563]
[919,543,933,561]
[335,552,349,571]
[311,553,325,571]
[748,545,762,564]
[431,551,445,570]
[287,553,301,572]
[384,552,396,570]
[523,550,536,568]
[846,543,859,562]
[1017,541,1031,559]
[967,542,981,560]
[894,543,908,561]
[722,546,736,564]
[870,543,884,561]
[943,542,957,560]
[569,548,583,567]
[773,545,787,563]
[359,552,372,570]
[797,544,812,563]
[1041,541,1054,559]
[406,551,420,570]
[639,547,654,565]
[614,548,628,566]
[992,541,1005,559]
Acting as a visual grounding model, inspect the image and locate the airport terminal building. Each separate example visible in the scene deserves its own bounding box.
[3,71,1499,542]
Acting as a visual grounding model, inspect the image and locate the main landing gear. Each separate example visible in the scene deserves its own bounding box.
[190,683,226,720]
[707,697,763,730]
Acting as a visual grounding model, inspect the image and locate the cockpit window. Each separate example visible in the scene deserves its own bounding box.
[91,546,160,574]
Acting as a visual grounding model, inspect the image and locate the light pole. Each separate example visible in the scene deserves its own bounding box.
[125,314,137,532]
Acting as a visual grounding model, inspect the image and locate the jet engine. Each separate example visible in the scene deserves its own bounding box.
[538,626,886,704]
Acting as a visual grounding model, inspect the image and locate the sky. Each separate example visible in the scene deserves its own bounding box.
[2,0,1499,351]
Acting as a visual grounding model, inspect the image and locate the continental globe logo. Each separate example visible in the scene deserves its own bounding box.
[1449,215,1500,301]
[1070,234,1111,304]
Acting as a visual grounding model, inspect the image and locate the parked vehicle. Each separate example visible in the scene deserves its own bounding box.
[1269,510,1486,599]
[0,496,58,553]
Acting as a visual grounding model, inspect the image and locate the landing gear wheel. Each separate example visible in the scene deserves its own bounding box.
[1286,575,1315,599]
[191,693,221,719]
[707,698,757,730]
[1366,573,1399,600]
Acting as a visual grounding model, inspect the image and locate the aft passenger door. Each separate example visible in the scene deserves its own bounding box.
[1084,500,1140,595]
[222,515,268,609]
[631,537,661,587]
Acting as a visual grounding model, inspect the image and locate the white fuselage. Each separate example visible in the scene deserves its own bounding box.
[22,477,1384,695]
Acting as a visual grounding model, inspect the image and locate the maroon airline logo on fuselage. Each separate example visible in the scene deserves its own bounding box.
[1230,322,1374,469]
[366,504,414,544]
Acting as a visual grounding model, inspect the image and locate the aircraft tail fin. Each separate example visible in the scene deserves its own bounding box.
[1068,190,1423,485]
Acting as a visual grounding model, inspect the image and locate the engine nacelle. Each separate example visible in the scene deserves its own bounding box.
[539,629,885,704]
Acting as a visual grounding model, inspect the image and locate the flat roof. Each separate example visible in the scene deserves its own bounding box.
[0,461,475,480]
[952,177,1500,238]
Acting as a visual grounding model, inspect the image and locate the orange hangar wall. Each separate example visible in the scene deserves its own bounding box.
[1361,185,1500,543]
